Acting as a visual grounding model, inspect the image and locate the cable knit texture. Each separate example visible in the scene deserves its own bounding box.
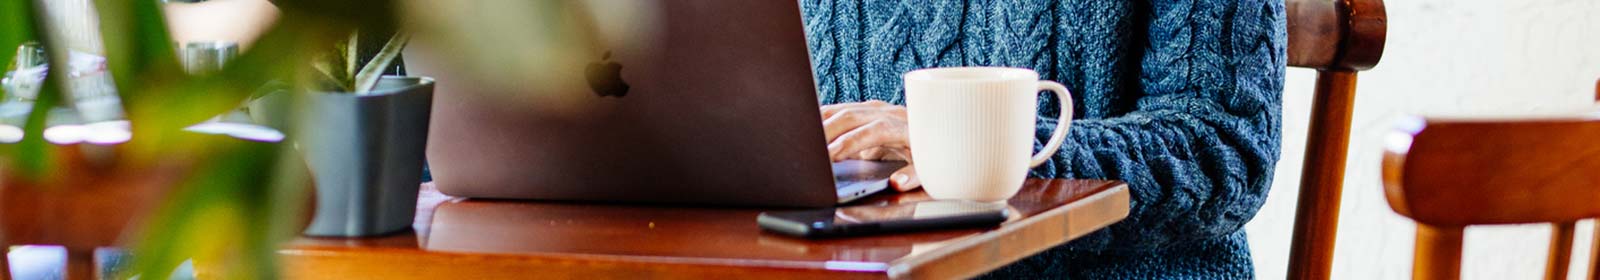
[800,0,1285,278]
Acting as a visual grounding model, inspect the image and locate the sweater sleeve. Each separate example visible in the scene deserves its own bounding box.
[1030,0,1285,253]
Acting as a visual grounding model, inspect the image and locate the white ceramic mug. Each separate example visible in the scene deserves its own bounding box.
[904,67,1073,202]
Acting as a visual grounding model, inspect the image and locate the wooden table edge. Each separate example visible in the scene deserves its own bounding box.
[279,181,1132,279]
[886,182,1130,279]
[281,245,886,280]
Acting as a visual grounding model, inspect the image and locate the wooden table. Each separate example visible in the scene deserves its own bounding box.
[281,179,1129,279]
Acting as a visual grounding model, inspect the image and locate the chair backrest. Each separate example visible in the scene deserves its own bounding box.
[1385,119,1600,225]
[1287,0,1387,71]
[1282,0,1387,279]
[1383,114,1600,280]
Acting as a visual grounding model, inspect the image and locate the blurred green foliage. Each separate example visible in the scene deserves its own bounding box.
[1,0,62,183]
[1,0,391,278]
[97,0,389,277]
[0,0,35,56]
[2,0,603,278]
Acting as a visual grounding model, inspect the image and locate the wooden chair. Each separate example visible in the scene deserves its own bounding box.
[1283,0,1388,278]
[1381,83,1600,279]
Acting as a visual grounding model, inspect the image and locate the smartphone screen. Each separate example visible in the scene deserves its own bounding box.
[758,200,1009,238]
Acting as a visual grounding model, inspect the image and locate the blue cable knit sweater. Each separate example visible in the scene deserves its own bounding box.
[800,0,1285,278]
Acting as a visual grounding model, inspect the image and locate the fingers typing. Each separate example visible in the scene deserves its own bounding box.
[890,165,921,192]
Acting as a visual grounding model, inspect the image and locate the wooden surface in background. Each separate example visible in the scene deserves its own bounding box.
[0,145,182,280]
[1283,0,1388,278]
[281,179,1130,280]
[0,134,310,280]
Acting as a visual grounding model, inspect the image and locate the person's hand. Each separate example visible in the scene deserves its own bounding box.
[820,100,921,191]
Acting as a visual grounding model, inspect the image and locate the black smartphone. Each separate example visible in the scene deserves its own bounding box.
[757,200,1010,238]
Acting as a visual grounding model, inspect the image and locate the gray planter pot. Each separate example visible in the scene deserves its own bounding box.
[248,76,434,237]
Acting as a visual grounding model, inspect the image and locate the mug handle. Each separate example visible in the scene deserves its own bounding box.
[1029,81,1074,167]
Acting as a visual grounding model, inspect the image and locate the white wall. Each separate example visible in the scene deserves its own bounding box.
[1246,0,1600,279]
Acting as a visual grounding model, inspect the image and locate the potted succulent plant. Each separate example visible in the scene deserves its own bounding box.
[248,31,434,237]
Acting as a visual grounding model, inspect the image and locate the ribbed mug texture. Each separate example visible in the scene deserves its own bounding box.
[905,67,1070,202]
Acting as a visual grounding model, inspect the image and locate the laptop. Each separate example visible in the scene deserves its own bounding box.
[414,1,900,207]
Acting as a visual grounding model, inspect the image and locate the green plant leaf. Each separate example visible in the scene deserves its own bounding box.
[309,32,354,92]
[311,60,352,92]
[111,7,363,280]
[94,0,183,100]
[125,135,302,280]
[345,32,360,81]
[15,0,398,279]
[14,69,58,183]
[354,32,409,94]
[0,0,35,57]
[92,0,196,157]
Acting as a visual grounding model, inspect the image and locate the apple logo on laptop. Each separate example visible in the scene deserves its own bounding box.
[586,51,630,98]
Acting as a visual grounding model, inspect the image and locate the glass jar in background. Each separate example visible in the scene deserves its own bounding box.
[65,48,124,123]
[0,42,132,143]
[58,49,132,144]
[177,41,238,75]
[2,42,48,102]
[0,40,249,144]
[0,42,48,131]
